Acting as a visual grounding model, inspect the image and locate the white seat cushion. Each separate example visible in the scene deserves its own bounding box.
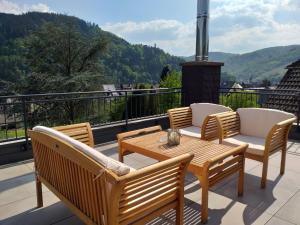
[180,126,201,138]
[190,103,231,127]
[237,108,295,138]
[223,134,265,156]
[33,126,134,176]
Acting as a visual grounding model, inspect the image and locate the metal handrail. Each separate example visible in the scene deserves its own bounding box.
[0,88,183,146]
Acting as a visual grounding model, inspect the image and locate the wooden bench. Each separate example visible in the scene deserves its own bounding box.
[29,123,193,225]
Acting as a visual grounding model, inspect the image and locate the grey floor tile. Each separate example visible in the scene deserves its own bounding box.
[0,173,51,207]
[0,202,73,225]
[0,175,35,207]
[265,216,295,225]
[269,152,300,174]
[123,158,148,169]
[146,216,173,225]
[287,141,300,153]
[185,181,202,203]
[159,202,202,225]
[2,140,300,225]
[215,171,298,215]
[22,160,35,171]
[244,158,261,172]
[248,164,300,193]
[95,142,118,152]
[0,191,59,220]
[52,215,84,225]
[0,163,32,182]
[276,190,300,225]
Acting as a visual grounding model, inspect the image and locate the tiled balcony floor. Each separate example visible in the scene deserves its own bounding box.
[1,141,300,225]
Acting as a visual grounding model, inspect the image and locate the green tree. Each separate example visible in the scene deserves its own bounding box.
[261,78,271,88]
[21,22,107,93]
[220,91,259,110]
[19,22,108,125]
[221,72,236,86]
[159,70,181,88]
[159,70,182,112]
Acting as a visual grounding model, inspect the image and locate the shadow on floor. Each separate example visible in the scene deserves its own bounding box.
[0,172,34,193]
[0,202,74,225]
[97,146,117,157]
[212,173,282,225]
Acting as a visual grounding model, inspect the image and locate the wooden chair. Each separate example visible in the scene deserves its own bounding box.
[213,108,296,188]
[29,124,193,225]
[168,103,232,140]
[53,122,94,147]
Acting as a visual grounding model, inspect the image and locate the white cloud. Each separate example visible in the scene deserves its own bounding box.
[103,20,196,56]
[0,0,52,14]
[30,3,51,13]
[102,0,300,56]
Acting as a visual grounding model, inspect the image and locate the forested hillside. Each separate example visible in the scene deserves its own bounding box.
[186,45,300,84]
[1,12,299,95]
[222,45,300,83]
[0,12,183,94]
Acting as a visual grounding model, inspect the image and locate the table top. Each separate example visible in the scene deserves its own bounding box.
[121,131,238,174]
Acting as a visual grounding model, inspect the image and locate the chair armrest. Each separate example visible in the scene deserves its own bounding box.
[111,153,194,224]
[121,153,193,181]
[265,117,296,154]
[201,111,233,141]
[215,111,241,141]
[168,107,192,129]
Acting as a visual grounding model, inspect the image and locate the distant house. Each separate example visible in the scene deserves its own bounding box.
[231,83,243,90]
[223,83,243,95]
[264,59,300,116]
[0,98,23,129]
[120,84,133,90]
[102,84,120,97]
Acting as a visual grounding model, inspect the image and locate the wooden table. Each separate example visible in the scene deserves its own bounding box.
[118,128,247,224]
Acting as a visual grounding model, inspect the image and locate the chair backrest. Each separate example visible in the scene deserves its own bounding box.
[33,126,131,176]
[168,107,192,129]
[237,108,295,138]
[54,122,94,147]
[190,103,232,127]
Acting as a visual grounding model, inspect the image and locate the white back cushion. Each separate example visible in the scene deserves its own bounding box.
[190,103,231,127]
[33,126,132,176]
[237,108,295,138]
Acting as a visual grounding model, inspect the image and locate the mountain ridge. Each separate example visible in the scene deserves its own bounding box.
[184,45,300,84]
[0,12,299,88]
[0,12,183,87]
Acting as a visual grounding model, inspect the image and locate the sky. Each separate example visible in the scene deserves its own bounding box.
[0,0,299,56]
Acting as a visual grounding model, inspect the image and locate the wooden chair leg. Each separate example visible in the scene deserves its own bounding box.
[238,158,245,196]
[261,158,269,189]
[176,195,184,225]
[280,147,287,175]
[36,176,43,208]
[118,150,124,163]
[199,176,209,224]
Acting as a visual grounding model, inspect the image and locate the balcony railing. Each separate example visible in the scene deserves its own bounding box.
[1,87,299,146]
[0,88,182,144]
[219,87,300,126]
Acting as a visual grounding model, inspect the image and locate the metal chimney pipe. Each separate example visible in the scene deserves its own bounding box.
[195,0,209,61]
